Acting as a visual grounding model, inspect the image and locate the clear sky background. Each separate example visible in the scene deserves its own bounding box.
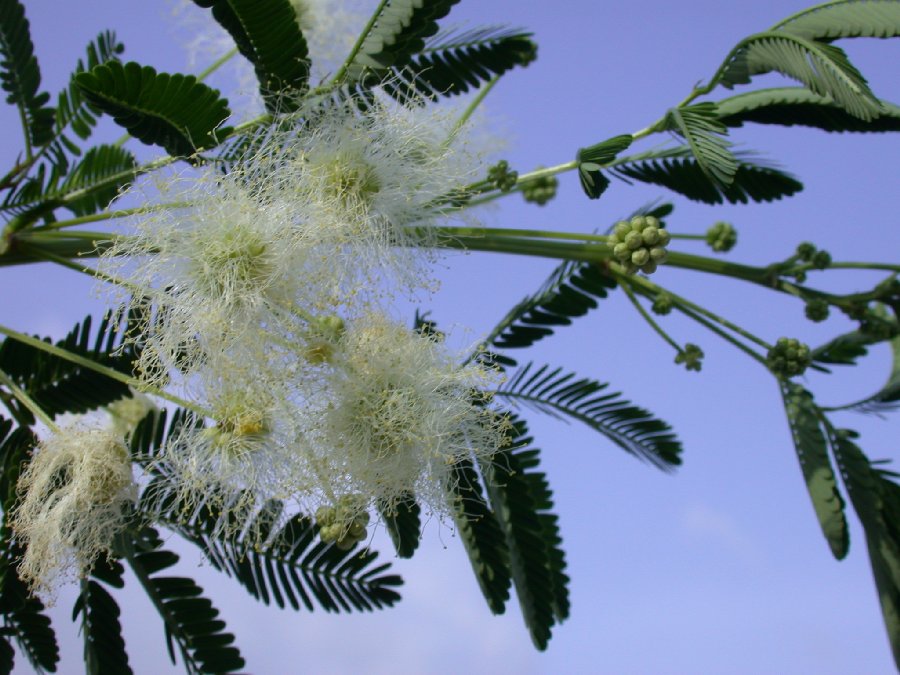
[4,1,900,673]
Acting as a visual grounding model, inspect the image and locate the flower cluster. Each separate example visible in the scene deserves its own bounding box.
[10,426,135,598]
[608,215,670,274]
[94,94,506,552]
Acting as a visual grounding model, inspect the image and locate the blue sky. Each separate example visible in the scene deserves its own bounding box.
[5,1,900,673]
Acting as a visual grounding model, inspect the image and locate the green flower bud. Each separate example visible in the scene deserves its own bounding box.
[652,293,674,315]
[705,221,737,253]
[675,343,704,372]
[630,216,646,232]
[796,242,816,261]
[766,337,811,377]
[641,261,658,275]
[656,229,670,246]
[631,249,650,266]
[812,250,831,270]
[521,172,559,206]
[804,299,829,322]
[641,227,660,245]
[625,231,643,250]
[613,242,631,261]
[614,221,631,239]
[649,246,667,262]
[644,215,659,228]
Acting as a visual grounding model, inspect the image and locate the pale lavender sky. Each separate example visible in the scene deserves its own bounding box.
[5,1,900,673]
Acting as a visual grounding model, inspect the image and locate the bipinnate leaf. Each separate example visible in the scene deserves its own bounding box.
[346,0,461,79]
[496,362,682,470]
[612,152,803,205]
[771,0,900,41]
[717,87,900,133]
[192,0,309,112]
[576,134,633,199]
[781,382,849,559]
[481,416,568,650]
[0,0,54,146]
[0,311,138,422]
[489,261,617,356]
[57,144,136,216]
[125,526,245,674]
[664,103,737,188]
[448,457,511,615]
[381,27,537,102]
[379,494,421,558]
[75,61,231,157]
[829,429,900,668]
[73,575,131,675]
[131,411,403,616]
[718,32,883,120]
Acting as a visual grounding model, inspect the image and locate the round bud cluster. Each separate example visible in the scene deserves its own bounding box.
[675,343,704,372]
[316,496,370,550]
[487,160,518,192]
[811,250,832,270]
[705,221,737,253]
[795,242,831,270]
[766,337,811,377]
[804,299,829,323]
[521,173,559,206]
[608,215,670,274]
[796,242,816,260]
[651,293,674,316]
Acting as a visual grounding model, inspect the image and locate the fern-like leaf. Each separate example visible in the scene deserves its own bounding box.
[0,311,137,422]
[718,87,900,133]
[381,27,536,102]
[172,503,403,614]
[481,416,568,650]
[488,261,617,358]
[347,0,460,79]
[496,362,682,470]
[75,61,232,157]
[40,31,126,184]
[719,32,883,120]
[664,103,737,187]
[781,382,849,559]
[771,0,900,41]
[575,134,633,199]
[192,0,309,112]
[447,457,511,614]
[125,526,244,674]
[54,144,136,216]
[830,429,900,668]
[130,411,403,614]
[379,494,421,559]
[73,571,131,675]
[611,151,803,204]
[0,0,54,147]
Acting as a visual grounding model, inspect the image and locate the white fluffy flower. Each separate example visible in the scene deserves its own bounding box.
[10,426,135,599]
[302,312,508,530]
[101,96,485,388]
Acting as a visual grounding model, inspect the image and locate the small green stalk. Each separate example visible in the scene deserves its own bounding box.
[0,323,210,417]
[0,367,59,431]
[30,203,191,232]
[615,271,682,353]
[445,76,500,147]
[627,273,772,351]
[330,0,389,85]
